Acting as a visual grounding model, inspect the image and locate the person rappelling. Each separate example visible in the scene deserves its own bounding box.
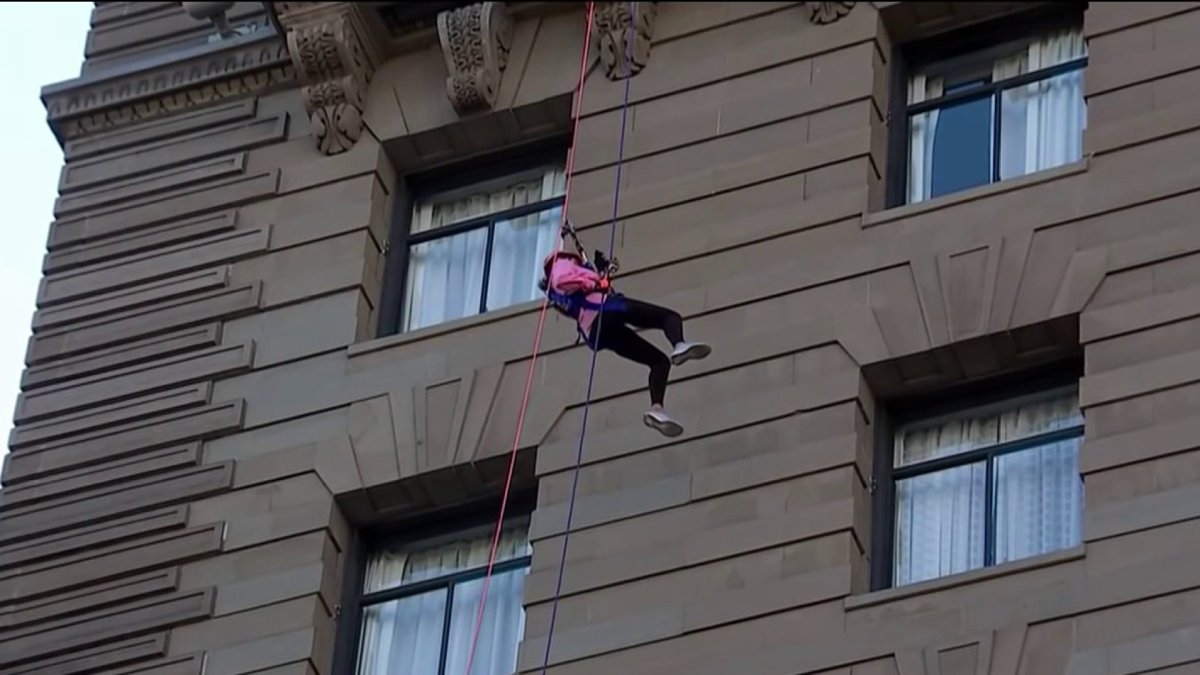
[537,220,712,437]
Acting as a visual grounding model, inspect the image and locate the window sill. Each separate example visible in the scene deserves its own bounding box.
[862,159,1090,230]
[844,544,1085,611]
[348,299,545,359]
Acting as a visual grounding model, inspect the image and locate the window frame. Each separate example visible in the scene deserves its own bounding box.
[869,360,1084,591]
[333,493,537,675]
[883,5,1089,209]
[376,139,570,337]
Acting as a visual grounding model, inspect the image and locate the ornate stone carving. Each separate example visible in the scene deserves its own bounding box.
[436,2,513,116]
[275,2,384,155]
[592,2,657,80]
[42,34,294,142]
[806,1,855,25]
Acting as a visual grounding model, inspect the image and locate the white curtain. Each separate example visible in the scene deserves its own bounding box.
[997,26,1088,181]
[892,392,1083,587]
[403,166,566,332]
[906,74,945,205]
[993,393,1084,564]
[357,525,532,675]
[906,26,1086,204]
[442,568,528,675]
[485,204,562,313]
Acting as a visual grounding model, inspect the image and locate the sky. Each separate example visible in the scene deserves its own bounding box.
[0,2,93,464]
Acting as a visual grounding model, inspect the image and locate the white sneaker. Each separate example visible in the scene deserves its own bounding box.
[643,409,684,437]
[670,341,712,366]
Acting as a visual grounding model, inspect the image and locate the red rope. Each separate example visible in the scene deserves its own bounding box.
[460,4,597,674]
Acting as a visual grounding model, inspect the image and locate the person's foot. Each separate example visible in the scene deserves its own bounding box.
[670,341,712,366]
[643,409,684,437]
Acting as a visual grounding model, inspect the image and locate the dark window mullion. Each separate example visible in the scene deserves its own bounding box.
[892,425,1082,481]
[406,196,565,246]
[907,85,995,117]
[360,556,533,607]
[480,221,497,314]
[991,90,1002,182]
[983,453,996,567]
[904,58,1086,118]
[437,578,456,675]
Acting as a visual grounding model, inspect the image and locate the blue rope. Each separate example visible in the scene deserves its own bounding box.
[538,3,637,672]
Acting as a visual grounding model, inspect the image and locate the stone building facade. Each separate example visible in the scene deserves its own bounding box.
[4,1,1200,673]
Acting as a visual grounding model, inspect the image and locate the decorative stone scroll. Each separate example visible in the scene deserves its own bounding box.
[275,2,385,155]
[592,2,658,80]
[806,1,855,25]
[437,2,514,116]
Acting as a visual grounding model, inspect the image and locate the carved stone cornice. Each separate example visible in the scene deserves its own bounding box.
[274,2,387,155]
[40,27,293,144]
[806,1,855,24]
[591,1,657,80]
[436,2,513,116]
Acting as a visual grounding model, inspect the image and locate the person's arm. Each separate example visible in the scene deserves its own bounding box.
[548,258,600,294]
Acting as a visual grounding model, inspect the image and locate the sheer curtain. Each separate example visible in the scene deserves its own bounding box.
[357,525,532,675]
[892,392,1083,587]
[997,26,1087,180]
[906,73,945,205]
[994,394,1084,564]
[404,165,566,332]
[485,167,566,312]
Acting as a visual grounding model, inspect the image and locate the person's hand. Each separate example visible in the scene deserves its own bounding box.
[597,276,611,293]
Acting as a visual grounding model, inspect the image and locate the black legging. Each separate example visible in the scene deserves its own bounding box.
[588,297,684,406]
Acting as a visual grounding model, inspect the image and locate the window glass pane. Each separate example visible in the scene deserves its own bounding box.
[895,390,1081,468]
[992,25,1087,83]
[908,95,994,203]
[412,165,567,235]
[998,68,1085,181]
[994,435,1083,565]
[365,523,530,595]
[485,204,562,312]
[893,462,987,586]
[443,567,529,675]
[998,391,1082,443]
[895,413,999,468]
[403,228,488,332]
[356,589,448,675]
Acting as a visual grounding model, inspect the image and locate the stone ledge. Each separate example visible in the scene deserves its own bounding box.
[843,544,1085,611]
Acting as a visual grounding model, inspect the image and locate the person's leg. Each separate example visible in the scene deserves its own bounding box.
[591,317,683,437]
[617,297,712,366]
[618,297,684,344]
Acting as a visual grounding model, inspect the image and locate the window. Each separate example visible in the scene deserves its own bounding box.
[354,521,531,675]
[892,15,1087,206]
[878,384,1084,588]
[400,159,566,332]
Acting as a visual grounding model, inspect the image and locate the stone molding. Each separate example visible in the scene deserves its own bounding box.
[274,2,386,155]
[806,1,855,25]
[437,2,514,116]
[39,2,849,149]
[41,28,293,144]
[591,1,657,80]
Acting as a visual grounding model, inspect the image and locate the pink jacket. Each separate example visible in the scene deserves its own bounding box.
[548,256,604,334]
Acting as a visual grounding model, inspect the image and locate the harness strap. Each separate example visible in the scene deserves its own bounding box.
[546,288,626,349]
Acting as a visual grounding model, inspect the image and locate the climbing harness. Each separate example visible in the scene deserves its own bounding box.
[545,285,628,348]
[460,2,638,673]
